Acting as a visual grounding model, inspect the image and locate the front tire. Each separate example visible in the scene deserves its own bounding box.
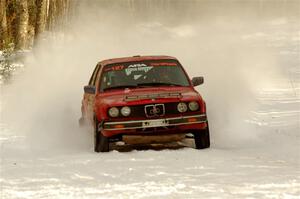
[194,122,210,149]
[94,118,109,152]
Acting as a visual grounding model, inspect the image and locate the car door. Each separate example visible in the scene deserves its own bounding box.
[82,64,102,122]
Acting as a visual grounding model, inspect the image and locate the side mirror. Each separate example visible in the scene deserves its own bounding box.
[192,77,204,87]
[84,85,96,94]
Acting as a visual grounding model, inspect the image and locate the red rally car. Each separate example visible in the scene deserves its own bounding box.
[80,55,210,152]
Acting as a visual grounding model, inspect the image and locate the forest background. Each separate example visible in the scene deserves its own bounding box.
[0,0,74,82]
[0,0,72,50]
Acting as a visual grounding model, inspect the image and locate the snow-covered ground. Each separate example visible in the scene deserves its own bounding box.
[0,1,299,198]
[0,145,299,198]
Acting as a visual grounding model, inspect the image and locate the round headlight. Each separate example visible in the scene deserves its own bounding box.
[189,101,199,111]
[108,107,119,117]
[177,102,188,113]
[121,106,131,117]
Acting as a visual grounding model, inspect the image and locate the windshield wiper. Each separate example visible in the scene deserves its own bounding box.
[103,85,137,91]
[103,82,183,91]
[137,82,183,87]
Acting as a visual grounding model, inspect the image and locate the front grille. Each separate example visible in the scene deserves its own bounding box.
[111,102,189,119]
[145,104,165,117]
[110,102,201,119]
[130,103,179,118]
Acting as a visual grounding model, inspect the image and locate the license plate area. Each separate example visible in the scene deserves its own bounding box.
[143,119,168,128]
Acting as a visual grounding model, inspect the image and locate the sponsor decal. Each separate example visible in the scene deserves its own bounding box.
[125,64,153,76]
[104,65,125,72]
[104,61,177,73]
[150,62,177,66]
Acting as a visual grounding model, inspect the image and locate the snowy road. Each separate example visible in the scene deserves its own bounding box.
[1,1,300,198]
[1,70,299,199]
[1,146,299,199]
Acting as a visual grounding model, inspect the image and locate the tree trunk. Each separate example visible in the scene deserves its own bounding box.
[34,0,47,43]
[6,0,17,48]
[47,0,56,31]
[16,0,29,50]
[0,0,7,49]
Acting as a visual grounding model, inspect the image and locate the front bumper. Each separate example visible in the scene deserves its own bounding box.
[102,114,207,131]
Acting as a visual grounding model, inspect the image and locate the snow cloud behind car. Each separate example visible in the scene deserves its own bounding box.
[1,0,298,152]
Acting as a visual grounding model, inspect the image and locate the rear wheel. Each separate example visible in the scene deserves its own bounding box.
[193,122,210,149]
[94,118,109,152]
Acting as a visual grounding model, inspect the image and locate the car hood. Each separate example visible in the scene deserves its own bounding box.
[96,86,201,106]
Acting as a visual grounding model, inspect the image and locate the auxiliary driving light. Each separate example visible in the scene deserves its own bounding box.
[108,107,119,117]
[188,101,199,111]
[121,106,131,117]
[177,102,188,113]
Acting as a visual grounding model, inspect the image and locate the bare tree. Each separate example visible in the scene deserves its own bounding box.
[16,0,29,50]
[0,0,7,49]
[35,0,47,42]
[47,0,56,31]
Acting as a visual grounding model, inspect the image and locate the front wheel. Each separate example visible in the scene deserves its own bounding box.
[193,122,210,149]
[94,118,109,152]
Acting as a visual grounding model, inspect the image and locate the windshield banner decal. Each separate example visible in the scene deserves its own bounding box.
[125,64,153,76]
[150,62,177,66]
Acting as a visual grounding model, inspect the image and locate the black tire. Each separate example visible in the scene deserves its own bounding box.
[94,118,109,152]
[194,122,210,149]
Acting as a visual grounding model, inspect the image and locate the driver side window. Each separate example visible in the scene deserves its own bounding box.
[88,64,101,86]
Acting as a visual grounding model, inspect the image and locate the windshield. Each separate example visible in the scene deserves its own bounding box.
[100,60,190,91]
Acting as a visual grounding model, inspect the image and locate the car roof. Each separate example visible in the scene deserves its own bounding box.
[99,55,178,66]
